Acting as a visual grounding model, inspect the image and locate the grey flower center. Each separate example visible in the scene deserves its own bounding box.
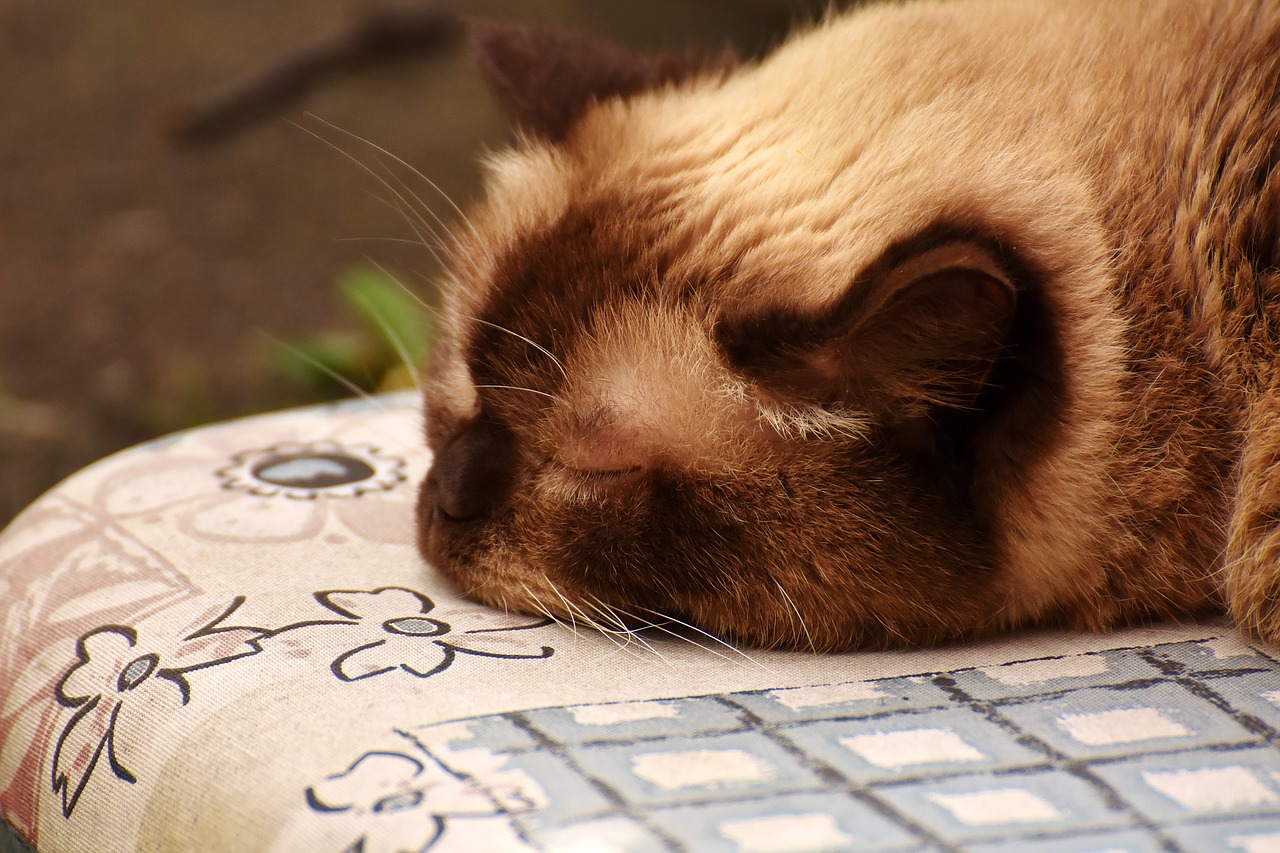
[251,453,376,489]
[373,790,424,813]
[118,653,159,691]
[383,617,449,637]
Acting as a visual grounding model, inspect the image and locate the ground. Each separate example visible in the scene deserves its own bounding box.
[0,0,822,526]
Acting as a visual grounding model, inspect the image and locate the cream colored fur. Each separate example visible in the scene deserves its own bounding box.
[424,0,1280,647]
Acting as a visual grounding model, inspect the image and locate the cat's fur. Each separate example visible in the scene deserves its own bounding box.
[416,0,1280,650]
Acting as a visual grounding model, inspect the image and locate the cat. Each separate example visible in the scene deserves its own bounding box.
[415,0,1280,651]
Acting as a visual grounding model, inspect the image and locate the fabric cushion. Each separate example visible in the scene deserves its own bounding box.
[2,393,1278,851]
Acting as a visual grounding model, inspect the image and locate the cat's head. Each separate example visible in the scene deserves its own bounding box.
[417,14,1125,650]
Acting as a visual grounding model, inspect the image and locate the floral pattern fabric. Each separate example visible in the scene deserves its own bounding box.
[0,393,1276,852]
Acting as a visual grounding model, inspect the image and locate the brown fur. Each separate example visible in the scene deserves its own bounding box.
[416,0,1280,650]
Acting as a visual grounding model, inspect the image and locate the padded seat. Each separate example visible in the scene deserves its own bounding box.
[2,394,1278,851]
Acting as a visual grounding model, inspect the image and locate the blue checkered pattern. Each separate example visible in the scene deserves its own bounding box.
[402,638,1280,851]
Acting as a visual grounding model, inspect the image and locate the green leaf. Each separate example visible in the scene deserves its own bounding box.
[270,332,370,389]
[339,268,430,370]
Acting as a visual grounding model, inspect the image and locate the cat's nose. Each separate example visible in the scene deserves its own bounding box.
[427,412,518,522]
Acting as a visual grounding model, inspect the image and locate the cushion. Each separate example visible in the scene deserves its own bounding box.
[2,393,1279,851]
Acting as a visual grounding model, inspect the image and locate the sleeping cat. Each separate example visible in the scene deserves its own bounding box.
[415,0,1280,651]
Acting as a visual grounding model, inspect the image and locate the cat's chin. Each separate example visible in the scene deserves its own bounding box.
[422,546,658,638]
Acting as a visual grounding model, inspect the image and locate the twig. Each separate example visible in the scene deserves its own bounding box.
[160,5,462,148]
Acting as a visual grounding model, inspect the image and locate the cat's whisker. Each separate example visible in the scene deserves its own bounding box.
[541,578,646,660]
[258,331,378,402]
[582,596,678,669]
[353,287,423,392]
[518,580,577,643]
[581,617,651,663]
[304,112,484,245]
[361,263,446,321]
[292,119,493,285]
[366,260,445,315]
[576,604,662,664]
[630,613,768,670]
[369,193,485,299]
[370,158,457,247]
[249,331,423,463]
[290,120,456,260]
[632,605,775,673]
[337,236,442,246]
[869,608,911,648]
[370,193,451,269]
[369,265,532,398]
[772,579,818,654]
[756,401,871,442]
[361,272,567,411]
[369,173,448,241]
[361,260,563,402]
[293,116,461,259]
[573,596,639,647]
[580,596,657,646]
[516,585,554,622]
[361,260,568,383]
[368,163,489,275]
[533,574,579,639]
[469,318,569,380]
[473,384,557,400]
[277,242,429,395]
[580,595,629,631]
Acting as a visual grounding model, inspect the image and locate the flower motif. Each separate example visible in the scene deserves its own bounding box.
[312,588,554,682]
[302,749,533,853]
[87,395,426,546]
[0,498,199,834]
[188,439,411,544]
[215,440,406,500]
[51,599,267,817]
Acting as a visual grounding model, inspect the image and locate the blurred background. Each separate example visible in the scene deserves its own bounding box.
[0,0,826,527]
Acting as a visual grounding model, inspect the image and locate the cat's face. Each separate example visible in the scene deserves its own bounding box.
[417,13,1125,650]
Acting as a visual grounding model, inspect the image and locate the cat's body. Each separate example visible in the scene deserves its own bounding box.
[416,0,1280,650]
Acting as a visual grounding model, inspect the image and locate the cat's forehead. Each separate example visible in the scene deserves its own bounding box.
[458,8,1094,320]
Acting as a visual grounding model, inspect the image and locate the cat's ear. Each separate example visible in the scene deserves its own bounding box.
[723,242,1019,417]
[468,20,735,142]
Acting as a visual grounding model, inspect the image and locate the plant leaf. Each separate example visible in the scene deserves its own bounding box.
[339,268,429,370]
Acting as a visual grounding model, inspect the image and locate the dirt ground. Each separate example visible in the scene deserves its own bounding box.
[0,0,825,527]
